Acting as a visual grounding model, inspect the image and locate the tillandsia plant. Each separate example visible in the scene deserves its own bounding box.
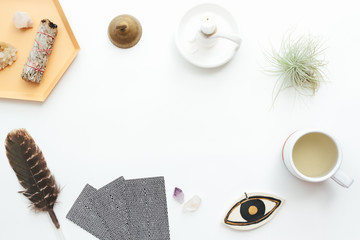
[266,34,327,102]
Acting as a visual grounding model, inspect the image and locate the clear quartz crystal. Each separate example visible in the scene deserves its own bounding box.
[13,11,33,29]
[183,195,202,212]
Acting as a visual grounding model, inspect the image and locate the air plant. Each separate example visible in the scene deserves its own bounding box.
[266,34,327,102]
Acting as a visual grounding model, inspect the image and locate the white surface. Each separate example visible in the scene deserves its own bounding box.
[0,0,359,239]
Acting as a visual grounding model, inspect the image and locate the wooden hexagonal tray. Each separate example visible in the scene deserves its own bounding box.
[0,0,80,102]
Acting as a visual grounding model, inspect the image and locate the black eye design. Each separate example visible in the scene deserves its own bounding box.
[224,192,284,230]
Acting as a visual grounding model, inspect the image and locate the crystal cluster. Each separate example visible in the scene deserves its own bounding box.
[0,42,17,71]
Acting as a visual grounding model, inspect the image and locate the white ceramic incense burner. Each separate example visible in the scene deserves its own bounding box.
[175,4,242,68]
[195,15,242,48]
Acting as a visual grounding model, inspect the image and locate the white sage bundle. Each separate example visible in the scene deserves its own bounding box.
[21,19,57,83]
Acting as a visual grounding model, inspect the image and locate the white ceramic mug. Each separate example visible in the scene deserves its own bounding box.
[282,129,354,188]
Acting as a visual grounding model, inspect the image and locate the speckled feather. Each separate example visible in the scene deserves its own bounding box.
[5,129,60,228]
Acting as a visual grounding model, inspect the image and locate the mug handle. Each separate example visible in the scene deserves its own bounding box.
[331,169,354,188]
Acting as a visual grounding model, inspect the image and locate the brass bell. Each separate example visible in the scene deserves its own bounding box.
[108,14,142,49]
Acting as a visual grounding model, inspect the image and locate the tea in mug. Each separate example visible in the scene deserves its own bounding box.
[292,133,338,177]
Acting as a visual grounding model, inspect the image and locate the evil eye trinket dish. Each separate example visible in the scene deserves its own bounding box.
[224,192,284,230]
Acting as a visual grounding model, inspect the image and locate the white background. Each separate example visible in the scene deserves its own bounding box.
[1,0,360,239]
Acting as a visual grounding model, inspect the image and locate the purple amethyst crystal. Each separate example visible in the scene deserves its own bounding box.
[173,187,184,204]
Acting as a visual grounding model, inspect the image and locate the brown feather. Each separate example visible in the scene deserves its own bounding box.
[5,129,60,228]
